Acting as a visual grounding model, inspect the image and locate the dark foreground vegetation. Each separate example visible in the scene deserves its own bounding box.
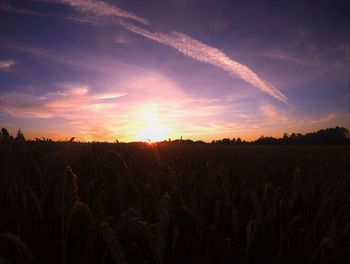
[1,129,350,263]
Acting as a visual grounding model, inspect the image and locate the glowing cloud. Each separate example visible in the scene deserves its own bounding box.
[0,59,15,71]
[122,22,288,103]
[0,74,233,141]
[61,0,149,24]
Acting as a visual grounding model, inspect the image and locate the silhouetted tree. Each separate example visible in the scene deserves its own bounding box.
[1,127,10,140]
[251,127,349,145]
[16,129,25,141]
[221,138,231,145]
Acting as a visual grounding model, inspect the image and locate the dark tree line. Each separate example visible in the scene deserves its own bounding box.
[1,126,349,145]
[211,137,243,145]
[253,127,349,145]
[172,127,349,145]
[210,127,349,145]
[0,128,25,141]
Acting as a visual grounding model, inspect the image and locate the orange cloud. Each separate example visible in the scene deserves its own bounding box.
[0,74,233,141]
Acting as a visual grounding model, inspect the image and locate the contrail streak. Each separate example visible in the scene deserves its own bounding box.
[60,0,287,103]
[121,22,288,103]
[61,0,149,25]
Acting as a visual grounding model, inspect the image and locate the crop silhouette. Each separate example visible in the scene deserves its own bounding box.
[0,128,349,263]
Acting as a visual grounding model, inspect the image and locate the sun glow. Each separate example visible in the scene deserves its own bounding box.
[133,110,170,142]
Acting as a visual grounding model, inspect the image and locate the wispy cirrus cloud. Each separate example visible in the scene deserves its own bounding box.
[259,50,312,66]
[122,22,288,103]
[0,1,102,25]
[57,0,288,103]
[61,0,149,25]
[0,83,125,119]
[0,59,15,71]
[259,103,290,124]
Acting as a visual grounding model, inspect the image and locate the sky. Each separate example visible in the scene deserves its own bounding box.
[0,0,349,142]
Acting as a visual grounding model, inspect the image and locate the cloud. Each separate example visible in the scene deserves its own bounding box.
[54,83,89,96]
[0,83,124,118]
[0,2,103,25]
[259,50,312,66]
[0,59,15,71]
[258,104,346,133]
[55,0,287,103]
[259,103,290,124]
[115,31,134,46]
[0,2,37,15]
[298,112,341,125]
[0,74,232,141]
[122,22,288,103]
[61,0,149,25]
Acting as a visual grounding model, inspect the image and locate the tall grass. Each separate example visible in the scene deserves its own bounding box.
[0,141,349,263]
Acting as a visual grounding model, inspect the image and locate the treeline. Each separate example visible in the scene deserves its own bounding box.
[0,128,25,141]
[253,126,349,145]
[173,127,350,145]
[1,126,349,145]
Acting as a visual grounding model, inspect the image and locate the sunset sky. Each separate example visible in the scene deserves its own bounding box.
[0,0,348,142]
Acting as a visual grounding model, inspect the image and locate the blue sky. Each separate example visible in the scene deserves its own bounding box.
[0,0,348,141]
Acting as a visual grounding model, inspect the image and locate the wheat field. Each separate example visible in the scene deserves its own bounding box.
[0,140,349,263]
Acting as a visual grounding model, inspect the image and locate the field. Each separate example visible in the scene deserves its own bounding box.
[1,140,350,263]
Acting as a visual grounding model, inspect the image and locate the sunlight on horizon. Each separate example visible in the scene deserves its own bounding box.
[132,109,171,142]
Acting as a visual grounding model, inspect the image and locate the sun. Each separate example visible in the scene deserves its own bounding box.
[135,126,167,142]
[133,111,170,142]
